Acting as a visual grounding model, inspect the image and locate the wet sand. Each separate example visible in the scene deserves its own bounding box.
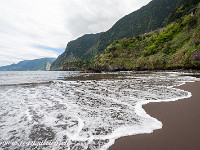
[109,81,200,150]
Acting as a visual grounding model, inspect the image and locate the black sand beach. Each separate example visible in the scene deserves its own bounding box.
[109,81,200,150]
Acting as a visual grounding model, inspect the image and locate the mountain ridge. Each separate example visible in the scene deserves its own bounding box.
[51,33,102,70]
[0,58,56,71]
[51,0,183,70]
[95,1,200,71]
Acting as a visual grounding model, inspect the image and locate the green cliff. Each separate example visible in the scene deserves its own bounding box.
[51,33,102,70]
[95,2,200,71]
[95,0,183,53]
[52,0,184,70]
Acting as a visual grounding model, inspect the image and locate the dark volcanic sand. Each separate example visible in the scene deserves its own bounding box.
[109,81,200,150]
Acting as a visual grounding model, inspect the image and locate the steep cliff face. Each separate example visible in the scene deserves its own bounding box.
[52,0,184,70]
[95,2,200,71]
[46,61,51,71]
[0,58,56,71]
[51,33,102,70]
[95,0,183,53]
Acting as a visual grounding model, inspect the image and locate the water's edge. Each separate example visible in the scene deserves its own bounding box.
[106,80,194,150]
[0,71,199,150]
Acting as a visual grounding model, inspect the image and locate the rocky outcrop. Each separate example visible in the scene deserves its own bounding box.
[191,50,200,61]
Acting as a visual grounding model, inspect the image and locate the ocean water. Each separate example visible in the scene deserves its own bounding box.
[0,71,199,150]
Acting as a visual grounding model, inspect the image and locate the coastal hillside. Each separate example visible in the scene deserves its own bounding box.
[166,0,200,24]
[0,58,56,71]
[95,2,200,71]
[96,0,183,52]
[51,0,183,70]
[51,33,102,70]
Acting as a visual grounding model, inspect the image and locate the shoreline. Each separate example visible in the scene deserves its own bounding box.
[109,81,200,150]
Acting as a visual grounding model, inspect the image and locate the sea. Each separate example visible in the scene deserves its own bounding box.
[0,71,199,150]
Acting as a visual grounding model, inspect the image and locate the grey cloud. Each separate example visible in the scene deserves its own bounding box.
[0,0,151,66]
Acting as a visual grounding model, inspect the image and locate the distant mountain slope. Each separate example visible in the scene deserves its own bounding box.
[51,33,102,70]
[0,58,56,71]
[52,0,184,70]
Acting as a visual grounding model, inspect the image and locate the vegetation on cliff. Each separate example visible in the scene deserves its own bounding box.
[51,33,101,70]
[96,0,183,52]
[95,3,200,71]
[51,0,184,71]
[166,0,200,24]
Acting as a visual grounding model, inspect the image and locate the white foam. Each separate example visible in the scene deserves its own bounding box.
[0,72,199,149]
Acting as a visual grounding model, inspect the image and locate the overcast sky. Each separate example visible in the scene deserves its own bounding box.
[0,0,151,66]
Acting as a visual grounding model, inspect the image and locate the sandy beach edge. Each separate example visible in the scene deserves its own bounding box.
[109,81,200,150]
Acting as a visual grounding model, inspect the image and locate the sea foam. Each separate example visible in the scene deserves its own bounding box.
[0,72,199,150]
